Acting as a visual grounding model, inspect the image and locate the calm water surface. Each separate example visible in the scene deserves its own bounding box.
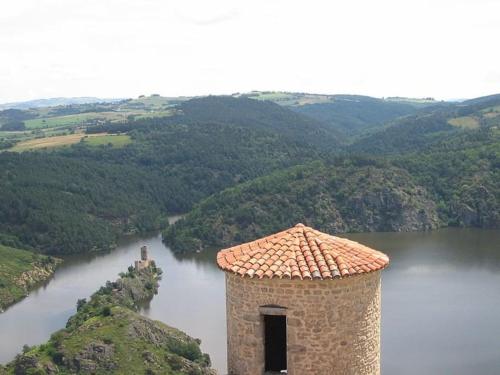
[1,228,499,374]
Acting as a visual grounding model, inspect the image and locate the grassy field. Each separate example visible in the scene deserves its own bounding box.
[245,91,335,106]
[9,133,130,152]
[10,133,87,151]
[23,110,172,130]
[0,245,59,310]
[24,113,101,129]
[448,116,480,129]
[82,134,132,148]
[482,105,500,118]
[124,95,181,110]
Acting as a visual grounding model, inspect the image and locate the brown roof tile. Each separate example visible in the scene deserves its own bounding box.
[217,223,389,280]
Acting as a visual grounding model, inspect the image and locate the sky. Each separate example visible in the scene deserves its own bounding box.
[1,0,500,103]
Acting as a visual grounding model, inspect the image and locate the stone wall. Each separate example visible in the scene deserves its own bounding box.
[225,271,381,375]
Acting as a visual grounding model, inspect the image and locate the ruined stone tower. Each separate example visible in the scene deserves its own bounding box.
[135,245,152,270]
[217,223,389,375]
[141,245,148,261]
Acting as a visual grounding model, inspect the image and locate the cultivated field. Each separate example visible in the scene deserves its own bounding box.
[9,133,130,152]
[448,116,480,129]
[23,110,172,130]
[82,134,132,148]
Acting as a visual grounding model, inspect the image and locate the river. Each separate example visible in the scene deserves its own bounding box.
[1,228,499,374]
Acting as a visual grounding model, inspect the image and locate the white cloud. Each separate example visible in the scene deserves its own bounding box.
[0,0,499,102]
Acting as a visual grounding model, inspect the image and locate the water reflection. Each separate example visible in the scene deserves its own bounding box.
[0,228,499,375]
[348,228,500,375]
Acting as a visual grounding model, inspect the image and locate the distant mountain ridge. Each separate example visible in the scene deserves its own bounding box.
[0,97,123,110]
[350,93,500,155]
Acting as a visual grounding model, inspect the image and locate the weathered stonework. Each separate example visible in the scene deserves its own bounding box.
[134,246,153,271]
[225,271,382,375]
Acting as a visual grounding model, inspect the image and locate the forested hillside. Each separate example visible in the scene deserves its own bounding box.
[395,127,499,227]
[0,93,498,257]
[164,95,500,253]
[350,96,500,154]
[163,159,440,253]
[0,97,334,255]
[291,95,424,137]
[177,95,344,147]
[0,153,170,254]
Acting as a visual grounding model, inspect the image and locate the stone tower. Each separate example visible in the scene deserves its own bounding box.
[135,245,152,271]
[141,245,148,261]
[216,223,389,375]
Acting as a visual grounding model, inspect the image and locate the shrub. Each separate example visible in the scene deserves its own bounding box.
[101,306,112,317]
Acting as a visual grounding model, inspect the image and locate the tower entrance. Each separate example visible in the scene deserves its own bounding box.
[264,315,287,373]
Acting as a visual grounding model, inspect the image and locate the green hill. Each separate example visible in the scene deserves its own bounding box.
[0,244,60,310]
[163,160,440,253]
[394,127,500,228]
[0,94,498,258]
[0,97,336,255]
[0,153,171,255]
[0,265,214,375]
[176,95,344,146]
[164,103,500,253]
[291,95,423,137]
[238,91,441,138]
[350,95,500,155]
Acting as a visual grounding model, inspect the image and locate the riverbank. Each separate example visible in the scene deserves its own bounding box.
[0,263,215,375]
[0,215,184,313]
[0,245,61,312]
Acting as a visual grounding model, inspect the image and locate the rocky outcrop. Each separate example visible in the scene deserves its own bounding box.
[3,264,215,375]
[0,256,61,311]
[69,342,117,373]
[451,184,499,228]
[15,260,60,291]
[339,185,439,232]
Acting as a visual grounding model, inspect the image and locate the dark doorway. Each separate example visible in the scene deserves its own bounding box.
[264,315,287,372]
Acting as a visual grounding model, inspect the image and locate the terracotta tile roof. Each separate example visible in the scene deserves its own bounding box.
[217,223,389,280]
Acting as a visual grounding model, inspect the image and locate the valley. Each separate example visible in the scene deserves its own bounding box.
[0,91,498,374]
[0,92,498,258]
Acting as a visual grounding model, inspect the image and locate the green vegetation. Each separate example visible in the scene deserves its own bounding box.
[0,96,332,255]
[7,134,132,152]
[0,93,499,260]
[0,121,26,131]
[82,134,131,148]
[0,244,60,310]
[394,128,500,228]
[176,95,343,147]
[349,112,455,155]
[0,96,176,149]
[24,113,102,129]
[239,92,440,137]
[163,160,440,252]
[0,153,171,254]
[448,116,480,129]
[164,95,500,253]
[1,265,214,375]
[292,95,423,137]
[10,133,87,152]
[350,94,500,155]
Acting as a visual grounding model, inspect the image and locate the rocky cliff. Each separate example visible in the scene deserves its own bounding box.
[0,245,61,311]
